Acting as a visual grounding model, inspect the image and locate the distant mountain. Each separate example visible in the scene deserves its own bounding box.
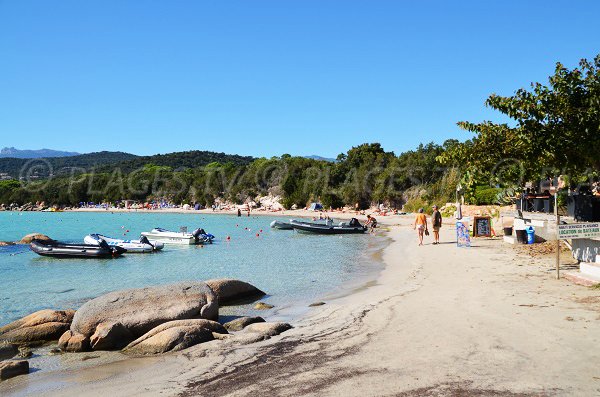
[304,155,337,162]
[0,150,255,179]
[0,147,80,159]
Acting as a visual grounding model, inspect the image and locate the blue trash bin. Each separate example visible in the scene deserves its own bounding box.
[526,226,535,244]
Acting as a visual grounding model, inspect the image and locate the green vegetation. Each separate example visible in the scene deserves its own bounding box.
[438,54,600,200]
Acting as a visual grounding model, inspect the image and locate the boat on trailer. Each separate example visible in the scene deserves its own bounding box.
[290,218,367,234]
[30,239,127,258]
[84,234,164,253]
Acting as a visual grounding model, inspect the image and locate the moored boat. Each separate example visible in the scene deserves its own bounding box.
[141,228,215,245]
[84,234,164,253]
[30,239,126,258]
[290,218,367,234]
[270,220,294,230]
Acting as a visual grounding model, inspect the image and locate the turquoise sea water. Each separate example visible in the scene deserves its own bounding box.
[0,211,382,326]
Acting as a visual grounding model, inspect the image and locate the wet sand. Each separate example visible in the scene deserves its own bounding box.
[2,216,599,396]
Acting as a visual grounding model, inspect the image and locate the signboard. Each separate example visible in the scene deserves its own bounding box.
[558,223,600,240]
[456,220,471,248]
[473,216,492,237]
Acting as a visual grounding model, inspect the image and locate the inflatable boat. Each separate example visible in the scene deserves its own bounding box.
[270,220,293,230]
[30,239,127,258]
[141,228,215,245]
[84,234,164,253]
[290,218,367,234]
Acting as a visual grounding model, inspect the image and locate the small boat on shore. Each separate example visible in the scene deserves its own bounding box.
[30,239,126,258]
[84,234,164,253]
[141,228,215,245]
[290,218,367,234]
[270,220,293,230]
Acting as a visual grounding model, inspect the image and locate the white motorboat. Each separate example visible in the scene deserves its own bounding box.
[84,234,164,253]
[140,227,215,245]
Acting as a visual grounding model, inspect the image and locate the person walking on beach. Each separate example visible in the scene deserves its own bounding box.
[413,208,428,246]
[431,205,442,245]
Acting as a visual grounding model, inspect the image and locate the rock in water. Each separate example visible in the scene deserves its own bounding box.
[68,282,218,351]
[223,316,265,331]
[205,279,265,305]
[244,322,292,337]
[0,360,29,380]
[123,319,228,355]
[0,309,75,345]
[0,344,18,360]
[18,233,52,244]
[253,302,274,310]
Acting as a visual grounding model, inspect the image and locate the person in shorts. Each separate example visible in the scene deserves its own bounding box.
[413,208,428,246]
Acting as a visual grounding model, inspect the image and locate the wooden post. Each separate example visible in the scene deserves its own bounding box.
[555,193,560,279]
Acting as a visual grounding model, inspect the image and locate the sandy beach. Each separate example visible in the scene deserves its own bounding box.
[1,215,599,396]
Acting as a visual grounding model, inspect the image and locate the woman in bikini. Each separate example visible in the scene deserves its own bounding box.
[413,208,428,246]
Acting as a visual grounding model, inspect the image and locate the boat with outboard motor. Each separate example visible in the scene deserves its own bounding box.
[30,239,127,258]
[270,220,294,230]
[290,218,367,234]
[84,234,164,253]
[140,227,215,245]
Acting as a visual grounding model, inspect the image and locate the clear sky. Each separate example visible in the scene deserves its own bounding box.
[1,1,598,158]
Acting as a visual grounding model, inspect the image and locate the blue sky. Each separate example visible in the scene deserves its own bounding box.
[1,1,598,158]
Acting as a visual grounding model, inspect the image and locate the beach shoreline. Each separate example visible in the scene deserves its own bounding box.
[1,216,599,396]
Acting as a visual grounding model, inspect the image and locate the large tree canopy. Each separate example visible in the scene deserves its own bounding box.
[440,54,600,189]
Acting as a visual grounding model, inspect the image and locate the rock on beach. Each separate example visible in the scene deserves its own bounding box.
[0,360,29,381]
[64,282,218,351]
[123,319,228,355]
[223,316,265,332]
[205,279,265,305]
[0,309,75,345]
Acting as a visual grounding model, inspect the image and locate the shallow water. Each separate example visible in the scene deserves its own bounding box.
[0,211,382,326]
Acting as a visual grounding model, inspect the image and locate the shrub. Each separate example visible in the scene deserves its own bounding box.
[473,186,502,205]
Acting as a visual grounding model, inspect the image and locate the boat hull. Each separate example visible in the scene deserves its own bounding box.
[290,221,367,234]
[84,235,164,253]
[30,240,126,258]
[270,220,293,230]
[140,232,196,245]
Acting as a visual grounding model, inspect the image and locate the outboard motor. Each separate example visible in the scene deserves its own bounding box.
[192,228,213,244]
[98,238,110,250]
[139,235,154,249]
[192,228,205,243]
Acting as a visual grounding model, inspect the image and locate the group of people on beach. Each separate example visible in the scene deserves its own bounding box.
[413,205,442,246]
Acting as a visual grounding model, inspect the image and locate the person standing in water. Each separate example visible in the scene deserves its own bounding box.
[431,205,442,245]
[366,214,377,233]
[413,208,428,246]
[237,208,242,217]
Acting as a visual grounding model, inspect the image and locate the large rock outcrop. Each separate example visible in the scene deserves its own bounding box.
[63,282,218,351]
[0,310,75,345]
[123,319,227,355]
[205,279,265,305]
